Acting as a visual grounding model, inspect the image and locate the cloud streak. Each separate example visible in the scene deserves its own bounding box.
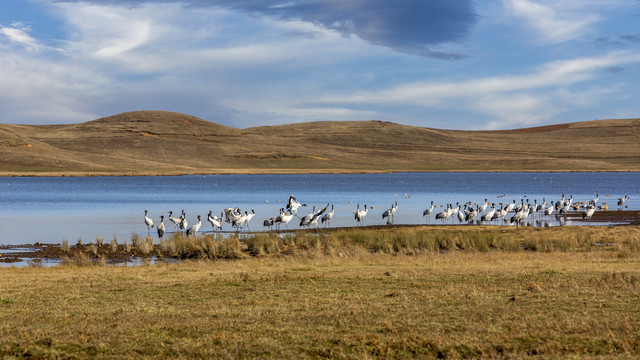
[51,0,478,58]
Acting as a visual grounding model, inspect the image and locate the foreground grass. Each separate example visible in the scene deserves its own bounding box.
[1,227,640,358]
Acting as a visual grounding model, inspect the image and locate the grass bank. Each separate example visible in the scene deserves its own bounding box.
[1,226,639,358]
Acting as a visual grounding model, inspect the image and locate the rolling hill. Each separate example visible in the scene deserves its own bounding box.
[1,110,639,175]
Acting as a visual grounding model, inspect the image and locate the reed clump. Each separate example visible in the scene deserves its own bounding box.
[159,233,243,260]
[144,225,640,260]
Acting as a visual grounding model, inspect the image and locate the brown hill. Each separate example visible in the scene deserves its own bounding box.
[0,111,638,175]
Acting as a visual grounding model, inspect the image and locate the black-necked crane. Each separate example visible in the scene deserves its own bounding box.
[244,209,256,230]
[382,201,397,224]
[281,209,294,229]
[224,207,242,224]
[544,203,554,217]
[264,217,275,231]
[450,202,460,222]
[618,195,629,208]
[555,194,565,210]
[582,205,596,225]
[560,200,571,217]
[180,212,188,232]
[287,195,307,215]
[465,206,478,223]
[208,210,222,232]
[144,210,154,233]
[481,204,495,223]
[423,201,434,223]
[300,204,328,228]
[157,215,165,238]
[186,215,201,237]
[321,204,335,227]
[493,205,506,224]
[457,205,466,223]
[435,204,450,223]
[299,206,315,227]
[232,211,249,231]
[505,200,517,213]
[479,199,489,213]
[168,211,182,231]
[354,204,368,226]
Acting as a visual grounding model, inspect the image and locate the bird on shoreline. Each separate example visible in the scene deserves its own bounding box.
[144,210,154,233]
[157,215,165,238]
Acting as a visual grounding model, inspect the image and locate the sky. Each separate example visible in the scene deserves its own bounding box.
[0,0,639,130]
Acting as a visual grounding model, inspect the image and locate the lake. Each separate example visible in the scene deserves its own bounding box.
[0,172,638,246]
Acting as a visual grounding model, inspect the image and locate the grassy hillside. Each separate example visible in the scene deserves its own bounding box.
[1,111,639,175]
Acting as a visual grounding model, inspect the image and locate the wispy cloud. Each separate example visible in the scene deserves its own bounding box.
[320,51,640,129]
[0,23,46,52]
[502,0,602,43]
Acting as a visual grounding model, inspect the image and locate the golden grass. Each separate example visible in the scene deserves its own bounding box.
[1,111,639,175]
[1,226,640,358]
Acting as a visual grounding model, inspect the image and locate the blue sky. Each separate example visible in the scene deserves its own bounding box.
[1,0,639,130]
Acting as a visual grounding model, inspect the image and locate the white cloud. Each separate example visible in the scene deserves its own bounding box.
[0,23,45,52]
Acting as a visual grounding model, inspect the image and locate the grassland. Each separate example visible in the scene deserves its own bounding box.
[1,225,639,359]
[1,110,639,175]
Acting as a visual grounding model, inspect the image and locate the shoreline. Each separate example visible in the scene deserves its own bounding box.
[3,215,639,266]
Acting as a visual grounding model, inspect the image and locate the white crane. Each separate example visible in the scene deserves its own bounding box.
[423,201,434,223]
[157,215,165,238]
[321,204,335,227]
[186,215,201,237]
[144,210,154,233]
[354,204,368,226]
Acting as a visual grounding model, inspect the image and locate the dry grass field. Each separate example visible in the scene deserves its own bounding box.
[1,111,639,175]
[1,226,639,359]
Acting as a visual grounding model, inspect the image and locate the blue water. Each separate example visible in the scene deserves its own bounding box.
[0,172,638,245]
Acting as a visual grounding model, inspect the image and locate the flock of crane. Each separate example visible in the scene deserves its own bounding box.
[143,194,631,238]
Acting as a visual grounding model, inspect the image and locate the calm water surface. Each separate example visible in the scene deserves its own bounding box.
[0,172,638,246]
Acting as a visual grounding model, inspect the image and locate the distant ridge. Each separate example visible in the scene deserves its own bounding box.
[1,111,639,175]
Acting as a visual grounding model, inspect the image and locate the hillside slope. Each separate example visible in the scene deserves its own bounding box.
[1,111,638,175]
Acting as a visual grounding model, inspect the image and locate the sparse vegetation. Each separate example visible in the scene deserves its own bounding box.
[1,111,639,175]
